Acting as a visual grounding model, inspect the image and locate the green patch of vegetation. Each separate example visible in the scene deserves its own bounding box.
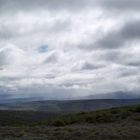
[134,117,140,122]
[0,104,140,140]
[37,104,140,126]
[0,104,140,127]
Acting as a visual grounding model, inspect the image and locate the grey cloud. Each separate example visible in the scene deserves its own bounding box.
[0,31,15,40]
[100,0,140,11]
[126,62,140,67]
[95,20,140,49]
[1,0,140,14]
[81,62,103,71]
[100,50,120,61]
[50,20,71,33]
[0,16,70,41]
[99,49,140,66]
[110,64,140,78]
[96,33,123,49]
[121,20,140,39]
[0,23,17,40]
[44,51,59,63]
[73,20,140,51]
[0,0,140,98]
[118,69,139,77]
[0,0,94,14]
[0,45,26,67]
[0,47,13,66]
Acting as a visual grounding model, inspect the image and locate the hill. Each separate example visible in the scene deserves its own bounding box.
[0,104,140,139]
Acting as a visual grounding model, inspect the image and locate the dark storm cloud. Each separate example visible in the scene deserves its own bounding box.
[95,20,140,49]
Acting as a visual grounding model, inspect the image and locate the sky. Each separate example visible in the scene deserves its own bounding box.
[0,0,140,99]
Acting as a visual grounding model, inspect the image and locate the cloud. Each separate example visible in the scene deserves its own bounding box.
[0,0,94,14]
[1,0,140,14]
[100,0,140,11]
[95,20,140,49]
[81,62,103,71]
[0,44,25,67]
[121,20,140,39]
[0,0,140,99]
[44,51,59,63]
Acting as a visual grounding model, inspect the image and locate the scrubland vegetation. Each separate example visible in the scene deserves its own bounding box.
[0,104,140,139]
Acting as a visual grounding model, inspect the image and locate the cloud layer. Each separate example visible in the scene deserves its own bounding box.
[0,0,140,99]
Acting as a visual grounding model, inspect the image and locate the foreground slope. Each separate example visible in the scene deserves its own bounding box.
[0,104,140,139]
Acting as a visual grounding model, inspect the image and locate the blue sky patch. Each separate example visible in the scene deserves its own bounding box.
[38,45,48,53]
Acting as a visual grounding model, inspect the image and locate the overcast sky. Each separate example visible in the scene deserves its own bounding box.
[0,0,140,99]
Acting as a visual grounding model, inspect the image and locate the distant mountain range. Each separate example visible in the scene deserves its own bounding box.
[0,91,140,102]
[83,91,140,99]
[0,91,140,113]
[0,99,140,113]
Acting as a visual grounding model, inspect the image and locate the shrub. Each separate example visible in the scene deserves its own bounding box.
[134,117,140,122]
[110,108,120,114]
[134,106,140,113]
[51,119,66,126]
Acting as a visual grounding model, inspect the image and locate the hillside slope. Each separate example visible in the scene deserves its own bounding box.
[0,104,140,139]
